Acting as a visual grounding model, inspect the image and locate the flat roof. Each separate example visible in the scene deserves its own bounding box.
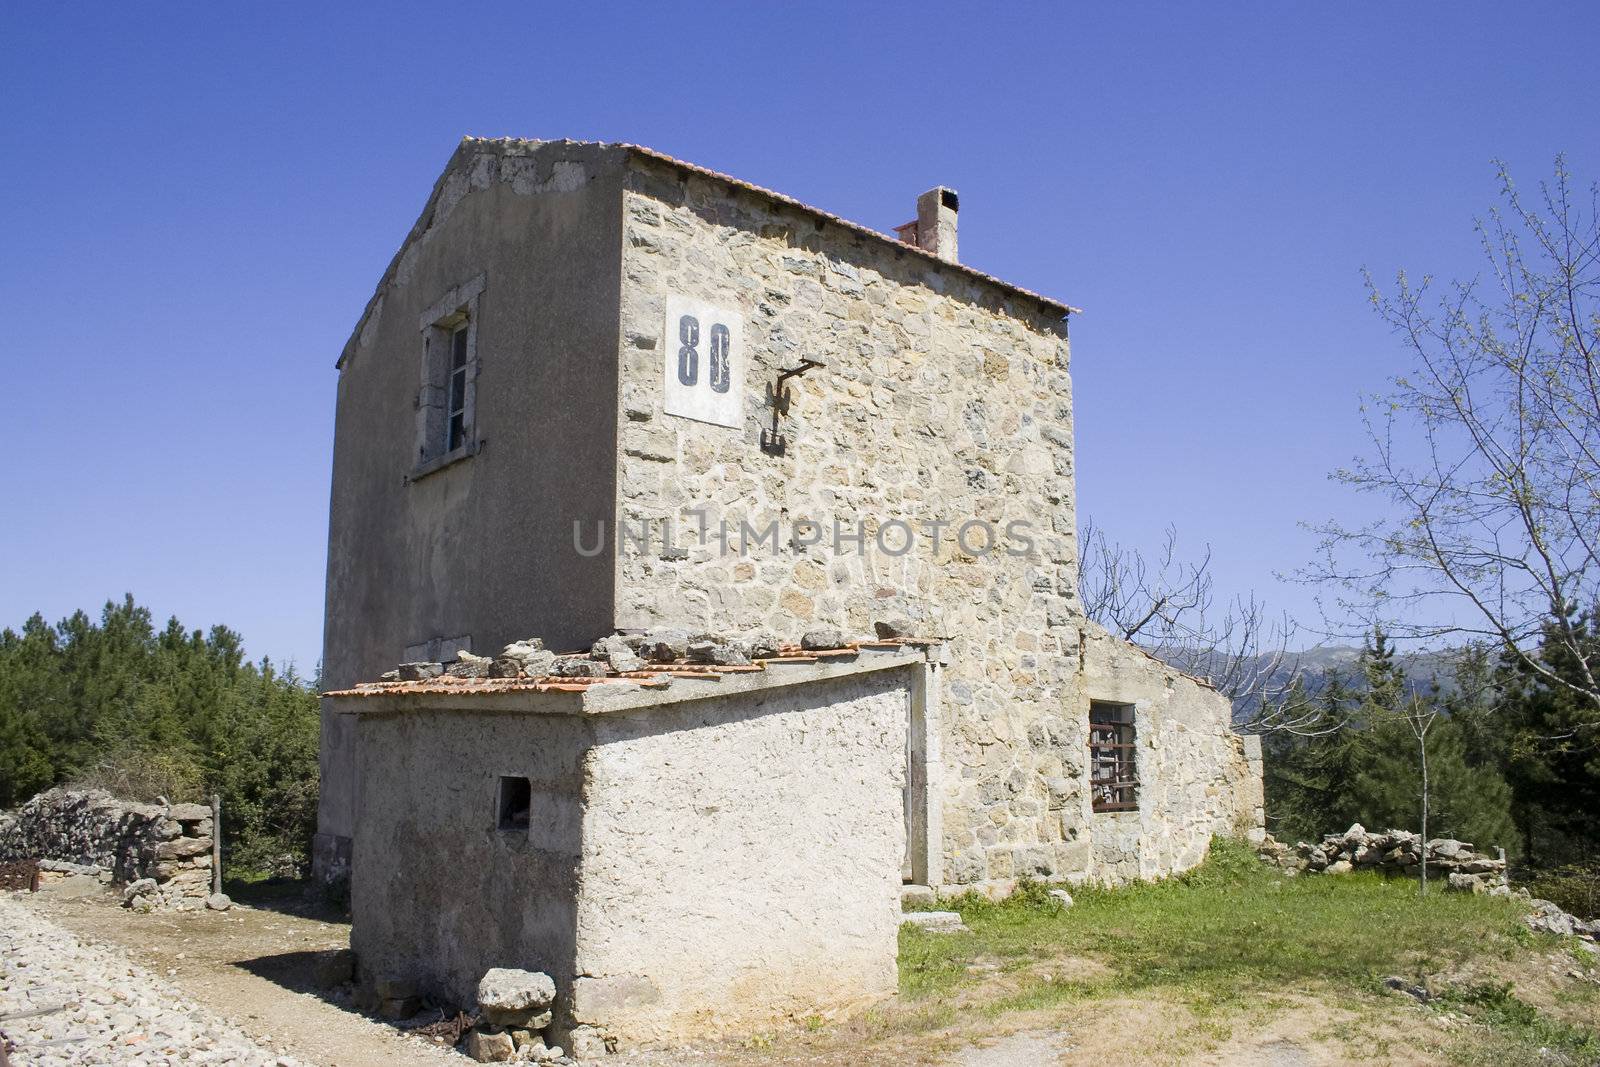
[325,640,934,718]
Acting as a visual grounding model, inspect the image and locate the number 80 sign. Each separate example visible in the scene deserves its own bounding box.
[662,294,745,429]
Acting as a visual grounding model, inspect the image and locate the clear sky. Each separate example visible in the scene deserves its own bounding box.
[3,3,1596,671]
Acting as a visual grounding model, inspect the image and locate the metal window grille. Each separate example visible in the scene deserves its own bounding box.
[1089,702,1138,812]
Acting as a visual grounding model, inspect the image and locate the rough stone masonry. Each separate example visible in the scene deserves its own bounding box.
[0,789,219,910]
[319,138,1265,894]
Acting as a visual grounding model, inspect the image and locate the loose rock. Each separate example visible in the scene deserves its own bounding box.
[447,651,494,679]
[397,661,444,681]
[800,627,848,651]
[476,967,556,1029]
[901,911,970,934]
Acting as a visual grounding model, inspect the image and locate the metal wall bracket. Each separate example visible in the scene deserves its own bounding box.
[761,358,825,455]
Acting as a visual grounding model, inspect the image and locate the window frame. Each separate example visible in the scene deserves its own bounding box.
[1088,701,1138,813]
[445,321,470,453]
[411,274,486,481]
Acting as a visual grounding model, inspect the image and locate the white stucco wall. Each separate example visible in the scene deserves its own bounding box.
[571,669,912,1043]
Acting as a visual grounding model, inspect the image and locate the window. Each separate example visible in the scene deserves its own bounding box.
[412,273,485,477]
[1088,702,1137,813]
[446,322,469,453]
[497,776,531,832]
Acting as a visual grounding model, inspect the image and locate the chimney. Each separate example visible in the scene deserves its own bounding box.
[895,186,959,263]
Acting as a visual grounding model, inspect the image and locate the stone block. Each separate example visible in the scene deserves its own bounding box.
[800,627,847,650]
[901,911,969,934]
[466,1027,515,1062]
[155,836,212,860]
[566,1025,609,1060]
[640,629,689,662]
[397,662,443,681]
[478,968,556,1027]
[447,651,494,678]
[121,878,157,905]
[169,803,212,822]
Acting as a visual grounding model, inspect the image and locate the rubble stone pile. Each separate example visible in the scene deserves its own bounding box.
[463,967,568,1063]
[1256,823,1509,892]
[1525,897,1600,943]
[0,788,216,910]
[375,627,867,684]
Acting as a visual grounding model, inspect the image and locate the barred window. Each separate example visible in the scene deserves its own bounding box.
[1088,702,1137,812]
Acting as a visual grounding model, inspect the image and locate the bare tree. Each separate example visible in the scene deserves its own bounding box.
[1391,690,1442,896]
[1310,159,1600,717]
[1079,519,1317,733]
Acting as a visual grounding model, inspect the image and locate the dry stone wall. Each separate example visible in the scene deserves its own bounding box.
[1257,824,1510,891]
[0,789,215,908]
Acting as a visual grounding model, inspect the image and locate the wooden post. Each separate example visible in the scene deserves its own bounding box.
[210,794,222,896]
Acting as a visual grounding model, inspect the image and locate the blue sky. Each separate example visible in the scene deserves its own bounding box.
[2,3,1595,671]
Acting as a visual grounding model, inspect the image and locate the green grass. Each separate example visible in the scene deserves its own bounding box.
[903,840,1530,1000]
[1432,982,1600,1063]
[895,838,1599,1057]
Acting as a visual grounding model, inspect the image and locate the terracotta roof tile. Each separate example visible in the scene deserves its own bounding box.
[323,638,930,699]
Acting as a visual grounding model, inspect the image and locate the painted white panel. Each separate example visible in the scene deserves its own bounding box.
[662,295,745,430]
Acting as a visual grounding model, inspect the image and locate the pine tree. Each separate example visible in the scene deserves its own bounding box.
[0,596,322,871]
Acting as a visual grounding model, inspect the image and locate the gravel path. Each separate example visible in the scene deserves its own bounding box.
[0,893,302,1066]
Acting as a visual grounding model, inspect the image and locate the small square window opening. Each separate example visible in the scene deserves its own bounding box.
[1089,702,1138,813]
[497,775,531,832]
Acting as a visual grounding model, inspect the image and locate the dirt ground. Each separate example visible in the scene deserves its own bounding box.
[13,878,1584,1067]
[18,878,458,1067]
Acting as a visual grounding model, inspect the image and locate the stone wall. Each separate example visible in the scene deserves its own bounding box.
[1257,824,1511,892]
[613,159,1083,888]
[0,789,215,908]
[318,138,628,874]
[611,157,1262,888]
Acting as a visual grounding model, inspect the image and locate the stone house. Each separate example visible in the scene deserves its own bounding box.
[317,138,1263,1041]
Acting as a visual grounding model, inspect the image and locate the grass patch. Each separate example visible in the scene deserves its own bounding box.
[894,836,1600,1063]
[903,839,1534,1006]
[1434,982,1600,1063]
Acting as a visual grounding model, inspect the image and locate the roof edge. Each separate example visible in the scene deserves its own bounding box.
[337,137,1080,370]
[615,143,1081,318]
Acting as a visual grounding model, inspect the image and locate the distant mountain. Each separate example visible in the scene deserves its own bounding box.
[1149,644,1475,725]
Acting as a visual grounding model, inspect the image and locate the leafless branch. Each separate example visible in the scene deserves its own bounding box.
[1080,519,1316,733]
[1301,157,1600,717]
